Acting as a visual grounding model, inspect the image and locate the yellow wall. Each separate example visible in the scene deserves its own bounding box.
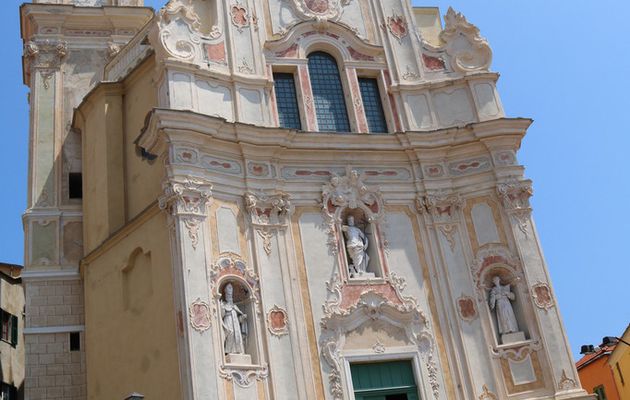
[78,57,163,254]
[610,327,630,399]
[83,208,182,400]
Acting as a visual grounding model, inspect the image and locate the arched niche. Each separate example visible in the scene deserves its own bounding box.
[472,245,533,346]
[209,253,268,387]
[322,170,388,282]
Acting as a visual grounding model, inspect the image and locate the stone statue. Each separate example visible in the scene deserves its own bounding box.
[221,283,247,355]
[489,276,519,335]
[342,216,369,277]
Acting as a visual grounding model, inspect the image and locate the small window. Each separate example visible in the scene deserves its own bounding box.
[308,52,350,132]
[69,172,83,199]
[593,385,607,400]
[70,332,81,351]
[358,78,387,133]
[0,310,17,348]
[617,362,625,386]
[273,73,302,130]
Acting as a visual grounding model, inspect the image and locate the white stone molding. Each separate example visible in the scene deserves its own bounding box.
[439,7,492,73]
[266,305,289,337]
[489,340,542,360]
[285,0,354,23]
[159,178,212,250]
[319,289,441,399]
[321,169,384,255]
[497,180,533,236]
[531,282,555,312]
[245,191,292,256]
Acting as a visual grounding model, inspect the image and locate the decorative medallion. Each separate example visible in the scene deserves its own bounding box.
[531,282,554,311]
[266,305,289,337]
[286,0,353,22]
[373,339,386,353]
[189,299,211,332]
[230,4,250,32]
[386,12,409,43]
[457,295,478,321]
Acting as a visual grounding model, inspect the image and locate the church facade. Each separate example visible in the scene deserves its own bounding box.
[21,1,591,399]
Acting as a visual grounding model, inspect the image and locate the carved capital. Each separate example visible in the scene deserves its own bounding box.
[244,192,292,227]
[497,180,533,211]
[419,192,462,222]
[159,178,212,217]
[24,40,67,70]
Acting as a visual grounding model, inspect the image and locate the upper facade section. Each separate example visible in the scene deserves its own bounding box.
[103,0,504,134]
[32,0,143,5]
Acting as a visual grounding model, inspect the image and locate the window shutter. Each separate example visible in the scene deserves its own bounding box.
[10,315,17,347]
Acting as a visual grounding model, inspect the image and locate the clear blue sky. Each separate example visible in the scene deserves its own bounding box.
[2,1,628,359]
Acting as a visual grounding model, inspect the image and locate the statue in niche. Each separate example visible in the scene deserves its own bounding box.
[221,283,248,355]
[488,276,519,336]
[342,216,370,278]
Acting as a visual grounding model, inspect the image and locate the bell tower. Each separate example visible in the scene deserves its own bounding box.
[20,1,152,398]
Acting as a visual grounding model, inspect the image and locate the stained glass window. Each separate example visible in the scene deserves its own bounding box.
[273,73,302,130]
[359,78,388,133]
[307,52,350,132]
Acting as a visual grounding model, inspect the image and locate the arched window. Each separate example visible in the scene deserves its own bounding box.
[308,52,350,132]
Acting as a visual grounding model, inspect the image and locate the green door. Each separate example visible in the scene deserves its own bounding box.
[350,360,420,400]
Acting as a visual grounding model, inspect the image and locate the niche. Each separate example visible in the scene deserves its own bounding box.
[190,0,221,38]
[218,279,259,366]
[340,208,384,280]
[482,266,529,345]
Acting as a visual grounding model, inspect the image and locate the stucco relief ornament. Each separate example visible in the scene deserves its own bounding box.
[230,3,250,33]
[531,282,555,311]
[189,299,212,332]
[558,369,577,390]
[286,0,353,22]
[478,384,498,400]
[155,0,202,61]
[439,7,492,73]
[266,305,289,337]
[385,12,409,43]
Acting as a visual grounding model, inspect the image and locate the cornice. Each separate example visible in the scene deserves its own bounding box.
[136,108,531,157]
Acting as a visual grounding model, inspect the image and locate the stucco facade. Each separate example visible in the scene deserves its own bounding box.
[22,0,592,399]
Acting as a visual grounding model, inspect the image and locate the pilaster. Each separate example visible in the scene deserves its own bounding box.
[159,177,219,400]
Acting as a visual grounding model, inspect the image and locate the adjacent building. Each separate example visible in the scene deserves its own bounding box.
[577,342,621,400]
[0,263,25,399]
[21,0,593,399]
[609,327,630,399]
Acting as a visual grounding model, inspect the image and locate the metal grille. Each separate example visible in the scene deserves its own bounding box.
[358,78,387,133]
[273,73,302,130]
[308,52,350,132]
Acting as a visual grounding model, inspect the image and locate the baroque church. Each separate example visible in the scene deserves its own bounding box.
[20,0,590,399]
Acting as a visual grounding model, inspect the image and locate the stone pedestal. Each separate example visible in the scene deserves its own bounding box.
[501,331,526,344]
[350,271,376,279]
[226,353,252,365]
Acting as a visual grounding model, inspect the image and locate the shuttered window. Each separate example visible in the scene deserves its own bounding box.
[273,73,302,130]
[308,52,350,132]
[351,360,420,400]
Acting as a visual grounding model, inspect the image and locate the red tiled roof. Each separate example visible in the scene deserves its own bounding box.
[576,345,616,369]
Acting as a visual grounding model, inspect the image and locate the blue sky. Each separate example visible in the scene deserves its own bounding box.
[2,0,628,359]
